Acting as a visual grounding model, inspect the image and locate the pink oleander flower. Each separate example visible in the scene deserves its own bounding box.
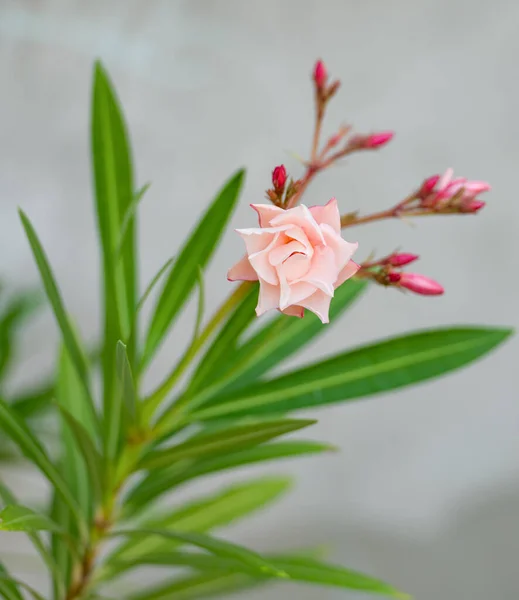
[228,199,359,323]
[422,168,490,211]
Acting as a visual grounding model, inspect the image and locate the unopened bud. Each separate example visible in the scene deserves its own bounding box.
[419,174,440,197]
[349,131,394,150]
[387,272,402,283]
[313,60,327,89]
[399,273,444,296]
[272,165,287,191]
[385,253,419,267]
[460,199,486,213]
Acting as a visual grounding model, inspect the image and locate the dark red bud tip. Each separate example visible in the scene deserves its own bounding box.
[388,272,402,283]
[313,60,327,88]
[419,174,440,197]
[461,200,486,213]
[272,165,287,191]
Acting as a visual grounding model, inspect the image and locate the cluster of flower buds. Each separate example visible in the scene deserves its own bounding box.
[359,252,444,296]
[266,165,302,207]
[416,168,490,214]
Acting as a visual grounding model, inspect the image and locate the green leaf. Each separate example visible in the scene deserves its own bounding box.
[113,341,138,446]
[56,404,104,506]
[187,282,259,393]
[193,266,205,343]
[18,210,93,408]
[116,182,150,258]
[189,279,366,404]
[113,552,407,599]
[0,505,61,532]
[0,482,65,598]
[10,381,54,419]
[139,418,316,470]
[0,575,46,600]
[50,493,72,599]
[126,571,258,600]
[0,396,85,537]
[143,169,245,364]
[124,440,334,517]
[91,61,137,454]
[110,528,286,578]
[135,257,174,314]
[0,563,24,600]
[109,477,291,571]
[189,327,512,421]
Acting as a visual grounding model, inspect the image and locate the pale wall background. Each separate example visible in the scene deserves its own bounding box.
[0,1,518,599]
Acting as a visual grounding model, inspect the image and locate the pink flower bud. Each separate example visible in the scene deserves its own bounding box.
[386,253,419,267]
[349,131,394,150]
[272,165,287,191]
[460,199,486,213]
[399,273,444,296]
[364,131,394,148]
[313,60,327,88]
[420,174,440,196]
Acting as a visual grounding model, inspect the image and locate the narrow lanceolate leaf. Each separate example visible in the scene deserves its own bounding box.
[116,182,150,258]
[91,61,137,453]
[126,570,259,600]
[139,418,316,470]
[0,396,85,536]
[111,341,138,454]
[56,405,104,506]
[189,327,512,421]
[124,440,333,517]
[0,505,62,532]
[114,552,407,599]
[110,529,286,579]
[108,477,291,572]
[143,169,245,364]
[187,282,259,393]
[189,279,366,403]
[0,575,46,600]
[135,257,174,314]
[18,210,92,405]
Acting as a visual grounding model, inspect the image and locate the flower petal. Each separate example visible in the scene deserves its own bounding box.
[335,259,360,287]
[280,305,304,318]
[227,255,258,281]
[309,198,341,233]
[271,204,324,246]
[299,289,332,324]
[268,240,306,266]
[297,246,337,296]
[256,279,280,316]
[321,225,358,271]
[251,204,286,227]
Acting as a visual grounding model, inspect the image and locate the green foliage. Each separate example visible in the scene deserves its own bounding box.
[0,60,511,600]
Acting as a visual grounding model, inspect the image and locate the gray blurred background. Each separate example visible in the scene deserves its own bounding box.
[1,1,518,598]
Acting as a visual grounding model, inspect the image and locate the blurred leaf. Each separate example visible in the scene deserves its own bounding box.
[0,562,24,600]
[91,61,137,458]
[189,279,366,405]
[10,381,54,419]
[109,477,291,571]
[0,505,61,532]
[193,266,205,343]
[143,169,245,365]
[113,552,406,599]
[56,404,104,506]
[0,290,42,379]
[50,493,72,599]
[187,282,258,393]
[126,570,259,600]
[139,418,316,470]
[18,210,93,410]
[110,528,285,578]
[0,482,64,597]
[189,327,512,421]
[0,396,85,536]
[0,575,45,600]
[124,440,333,517]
